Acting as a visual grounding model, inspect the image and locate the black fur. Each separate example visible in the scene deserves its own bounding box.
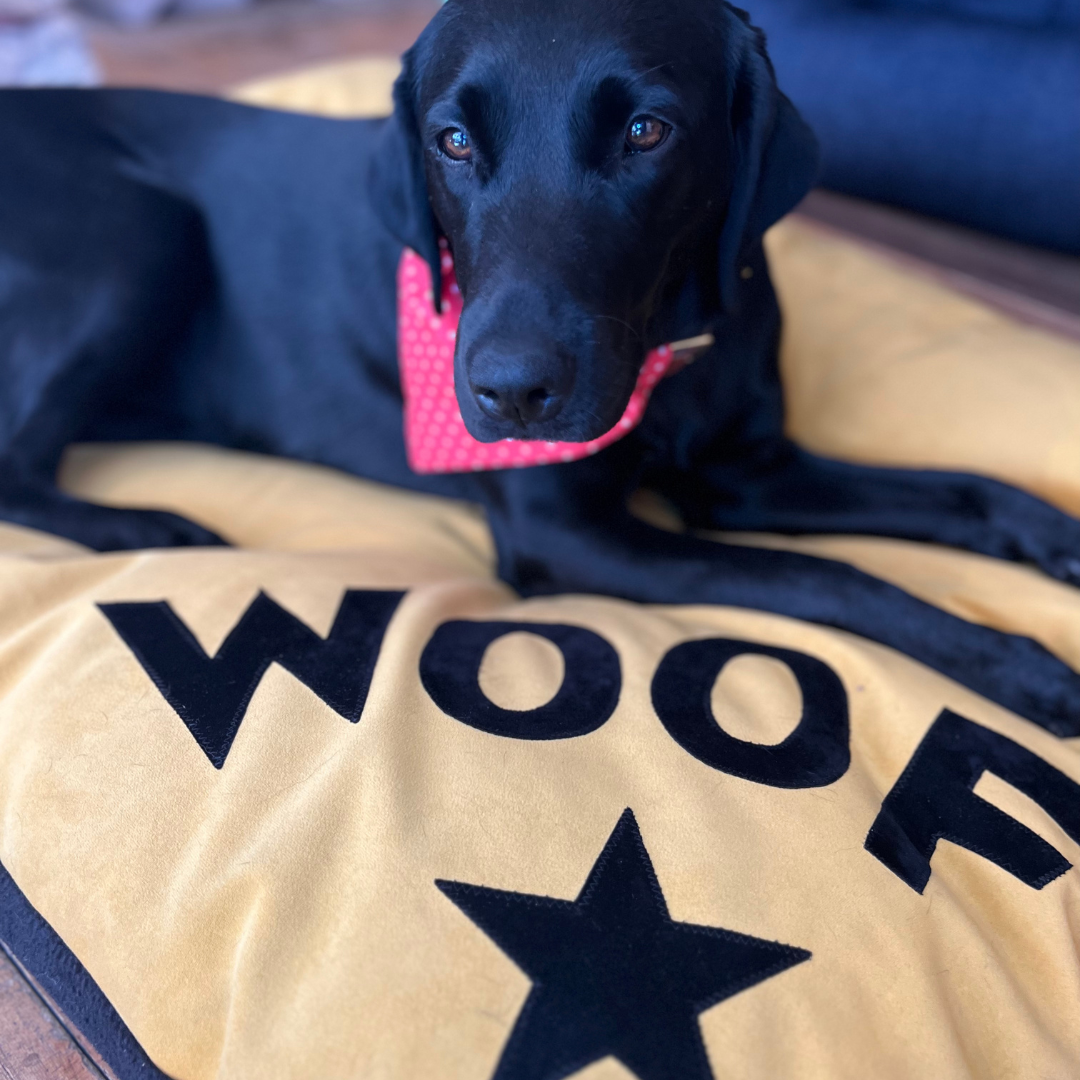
[1,0,1078,732]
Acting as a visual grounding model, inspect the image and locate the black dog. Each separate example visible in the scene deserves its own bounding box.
[1,0,1078,734]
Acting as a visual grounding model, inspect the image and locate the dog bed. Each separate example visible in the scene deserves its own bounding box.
[1,59,1079,1080]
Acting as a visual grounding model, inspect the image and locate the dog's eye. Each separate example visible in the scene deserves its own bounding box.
[625,115,669,154]
[439,127,472,162]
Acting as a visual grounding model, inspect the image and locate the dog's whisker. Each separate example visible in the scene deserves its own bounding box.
[595,314,641,341]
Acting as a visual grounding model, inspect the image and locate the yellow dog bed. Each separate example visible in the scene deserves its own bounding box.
[0,59,1078,1080]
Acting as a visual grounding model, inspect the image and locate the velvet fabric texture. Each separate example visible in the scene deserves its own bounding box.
[1,437,1080,1079]
[651,638,849,788]
[866,708,1080,893]
[436,809,810,1080]
[100,590,403,767]
[750,0,1080,251]
[420,620,622,739]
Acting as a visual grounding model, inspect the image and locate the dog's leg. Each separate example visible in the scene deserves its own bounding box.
[484,465,1080,736]
[0,469,225,550]
[672,442,1080,586]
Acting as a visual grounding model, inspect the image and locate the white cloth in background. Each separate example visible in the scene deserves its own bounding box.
[0,0,98,85]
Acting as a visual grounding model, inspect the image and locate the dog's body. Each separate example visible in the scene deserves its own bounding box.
[2,0,1079,732]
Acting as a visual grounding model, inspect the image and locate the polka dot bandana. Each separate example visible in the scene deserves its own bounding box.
[398,242,683,475]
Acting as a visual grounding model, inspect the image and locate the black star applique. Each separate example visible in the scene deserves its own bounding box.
[436,809,810,1080]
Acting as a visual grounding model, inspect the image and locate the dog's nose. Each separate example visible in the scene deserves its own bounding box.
[473,381,562,426]
[468,352,569,428]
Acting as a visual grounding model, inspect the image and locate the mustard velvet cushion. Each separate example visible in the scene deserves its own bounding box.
[0,58,1076,1080]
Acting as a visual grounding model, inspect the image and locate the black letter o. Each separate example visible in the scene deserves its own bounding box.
[420,621,621,739]
[651,638,849,788]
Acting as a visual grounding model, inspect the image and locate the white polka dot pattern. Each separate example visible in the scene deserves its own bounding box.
[398,244,680,475]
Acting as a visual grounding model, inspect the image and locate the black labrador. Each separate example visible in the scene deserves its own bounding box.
[1,0,1078,734]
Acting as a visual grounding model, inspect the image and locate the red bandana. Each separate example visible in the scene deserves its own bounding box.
[398,241,691,475]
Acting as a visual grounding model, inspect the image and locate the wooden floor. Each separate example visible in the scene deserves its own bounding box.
[2,2,1079,1074]
[0,948,107,1080]
[85,0,437,93]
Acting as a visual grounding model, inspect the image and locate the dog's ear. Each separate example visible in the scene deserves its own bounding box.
[368,49,443,310]
[715,14,819,311]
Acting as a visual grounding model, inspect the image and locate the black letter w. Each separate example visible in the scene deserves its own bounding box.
[100,590,404,768]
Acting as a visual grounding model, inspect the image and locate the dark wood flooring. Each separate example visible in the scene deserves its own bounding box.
[0,947,109,1080]
[85,0,437,92]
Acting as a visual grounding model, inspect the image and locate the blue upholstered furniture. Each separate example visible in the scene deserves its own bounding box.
[749,0,1080,253]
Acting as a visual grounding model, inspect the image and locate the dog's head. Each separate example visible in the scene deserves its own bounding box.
[371,0,817,443]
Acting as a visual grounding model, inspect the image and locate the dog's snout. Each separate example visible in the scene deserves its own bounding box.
[468,350,570,429]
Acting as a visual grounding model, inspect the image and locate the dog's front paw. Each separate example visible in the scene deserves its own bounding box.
[1009,501,1080,587]
[1032,544,1080,587]
[1048,553,1080,587]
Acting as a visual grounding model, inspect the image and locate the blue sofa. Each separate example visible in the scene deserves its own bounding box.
[748,0,1080,253]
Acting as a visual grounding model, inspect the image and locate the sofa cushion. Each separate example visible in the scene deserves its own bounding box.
[857,0,1080,29]
[751,0,1080,252]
